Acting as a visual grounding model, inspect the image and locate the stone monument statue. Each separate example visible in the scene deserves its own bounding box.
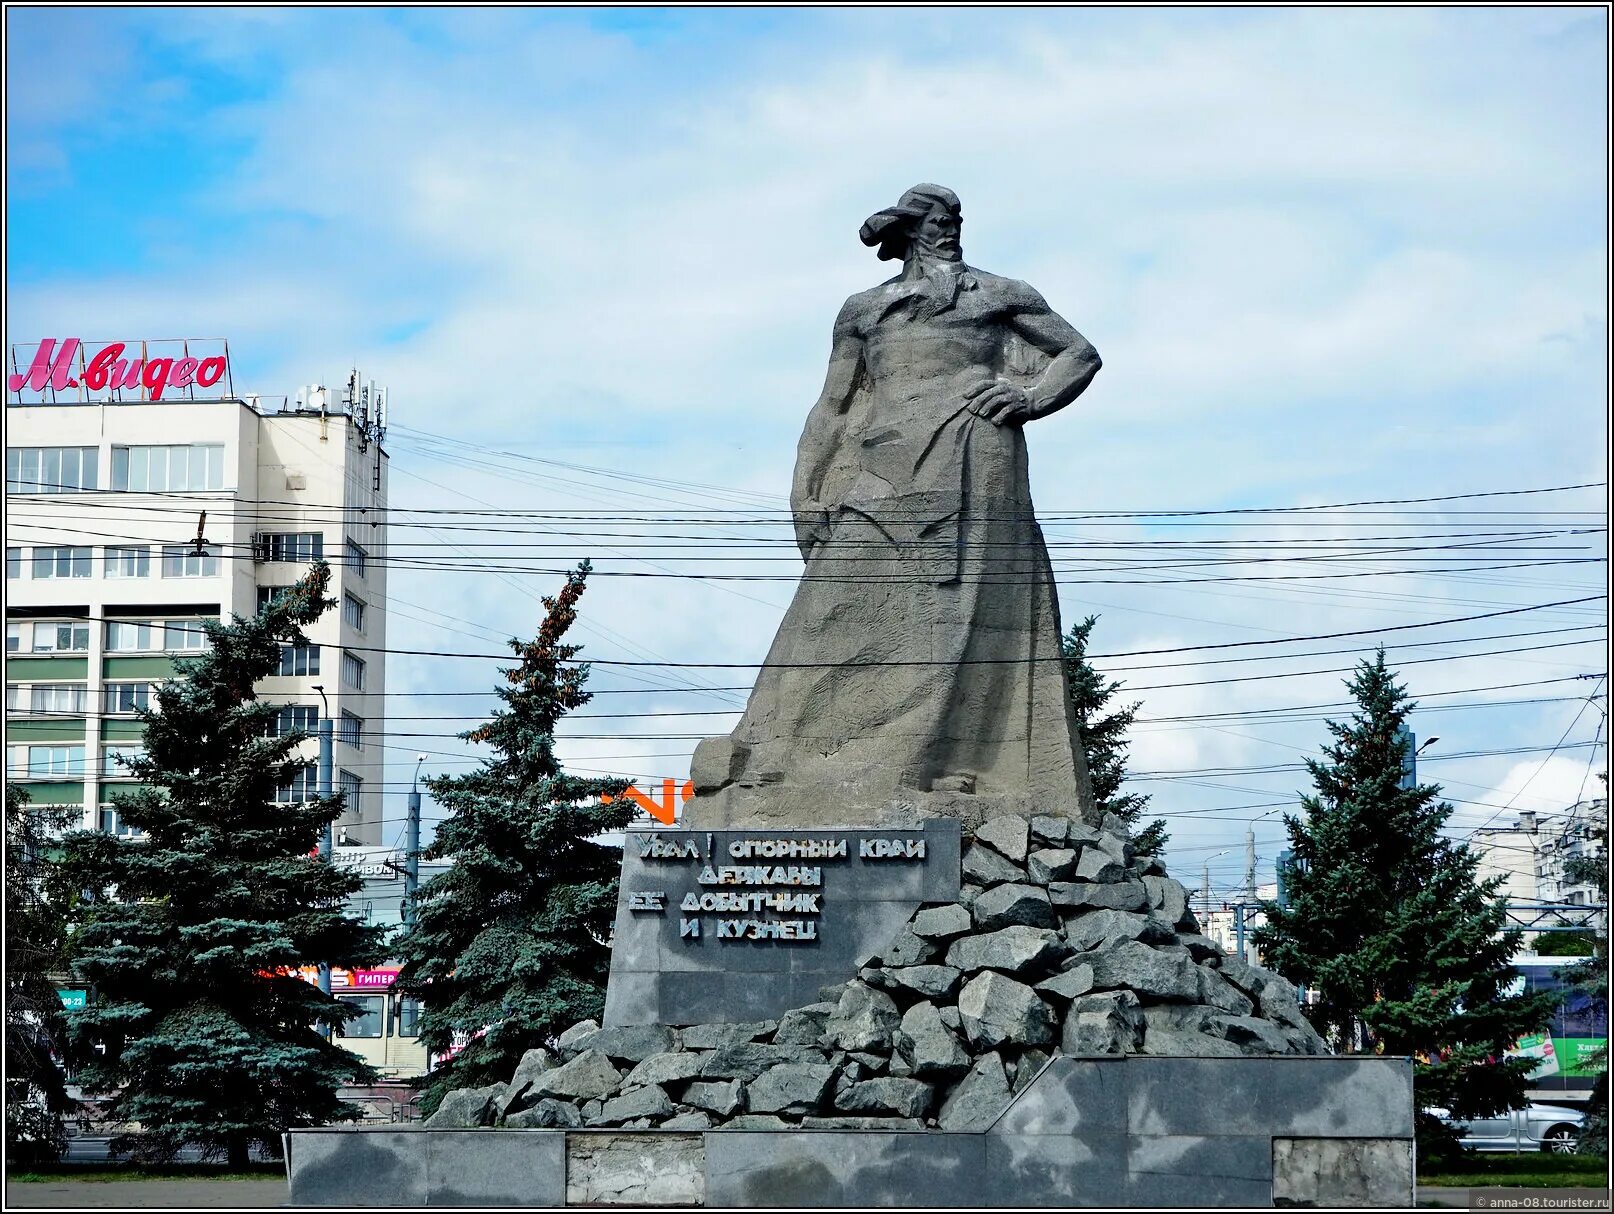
[689,184,1103,829]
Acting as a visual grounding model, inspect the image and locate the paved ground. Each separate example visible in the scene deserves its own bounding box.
[5,1178,287,1208]
[1418,1187,1472,1207]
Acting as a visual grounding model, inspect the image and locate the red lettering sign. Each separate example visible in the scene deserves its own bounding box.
[8,338,231,402]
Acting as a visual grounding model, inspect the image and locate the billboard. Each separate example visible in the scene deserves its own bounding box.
[1510,958,1608,1091]
[7,337,233,405]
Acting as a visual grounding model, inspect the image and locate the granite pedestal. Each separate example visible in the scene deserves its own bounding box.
[285,1055,1415,1207]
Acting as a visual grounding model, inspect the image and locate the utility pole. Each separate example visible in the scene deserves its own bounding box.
[313,685,333,1000]
[405,754,426,928]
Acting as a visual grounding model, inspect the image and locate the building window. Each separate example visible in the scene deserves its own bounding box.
[163,619,215,651]
[106,621,158,652]
[27,745,87,778]
[32,622,90,653]
[276,763,318,803]
[104,682,153,715]
[29,684,89,715]
[97,805,145,839]
[341,652,366,690]
[344,540,367,578]
[105,546,151,578]
[111,444,224,492]
[338,768,362,810]
[261,532,324,563]
[7,547,21,579]
[6,446,99,494]
[343,595,366,633]
[278,643,320,677]
[257,585,293,613]
[6,623,23,652]
[161,543,219,579]
[396,997,422,1039]
[32,546,92,579]
[336,995,384,1039]
[339,710,364,749]
[102,745,145,778]
[271,705,318,737]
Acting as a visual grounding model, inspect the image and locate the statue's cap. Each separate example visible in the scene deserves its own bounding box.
[859,184,959,260]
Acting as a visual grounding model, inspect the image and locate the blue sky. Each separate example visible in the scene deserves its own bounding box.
[6,6,1608,892]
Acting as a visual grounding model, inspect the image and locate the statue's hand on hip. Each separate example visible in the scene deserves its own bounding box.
[964,376,1034,426]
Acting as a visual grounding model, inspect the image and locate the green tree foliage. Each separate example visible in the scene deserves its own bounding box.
[391,563,633,1113]
[1252,650,1557,1157]
[60,563,387,1166]
[1062,615,1168,856]
[5,783,78,1163]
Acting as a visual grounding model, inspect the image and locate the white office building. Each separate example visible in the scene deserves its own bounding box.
[5,355,389,844]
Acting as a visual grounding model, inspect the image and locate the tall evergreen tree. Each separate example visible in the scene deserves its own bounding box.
[391,563,633,1113]
[1063,615,1168,856]
[60,562,387,1166]
[1252,650,1556,1154]
[5,783,78,1163]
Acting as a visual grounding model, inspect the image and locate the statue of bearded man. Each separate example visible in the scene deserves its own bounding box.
[687,184,1103,830]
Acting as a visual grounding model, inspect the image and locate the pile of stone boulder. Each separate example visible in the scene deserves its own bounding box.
[425,812,1327,1132]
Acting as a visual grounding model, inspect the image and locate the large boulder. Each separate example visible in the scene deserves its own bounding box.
[873,924,940,967]
[504,1098,582,1129]
[878,964,962,1001]
[1196,966,1256,1016]
[699,1043,823,1081]
[962,843,1025,886]
[1029,815,1070,847]
[974,815,1031,864]
[744,1063,837,1115]
[1062,990,1143,1056]
[1211,1015,1294,1054]
[1064,909,1175,952]
[621,1051,707,1090]
[590,1084,676,1126]
[972,883,1058,932]
[532,1050,622,1101]
[680,1021,775,1050]
[773,1003,834,1046]
[1141,875,1190,926]
[1140,1028,1245,1058]
[957,971,1056,1050]
[937,1052,1012,1131]
[825,981,901,1053]
[1048,880,1150,912]
[1090,940,1200,1002]
[1074,848,1126,883]
[910,904,973,939]
[945,925,1069,976]
[501,1047,558,1115]
[1026,848,1080,883]
[894,1001,970,1079]
[681,1079,745,1117]
[571,1025,678,1063]
[1034,962,1095,1003]
[424,1083,505,1128]
[555,1019,599,1055]
[835,1077,934,1119]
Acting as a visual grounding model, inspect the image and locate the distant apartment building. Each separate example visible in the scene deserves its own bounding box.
[1471,804,1608,950]
[4,339,388,845]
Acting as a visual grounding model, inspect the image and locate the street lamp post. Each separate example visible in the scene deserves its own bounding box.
[405,754,426,929]
[312,684,333,1000]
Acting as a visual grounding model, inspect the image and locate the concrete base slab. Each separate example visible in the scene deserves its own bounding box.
[285,1056,1414,1208]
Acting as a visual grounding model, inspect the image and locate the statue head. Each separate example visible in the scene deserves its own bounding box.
[860,184,962,264]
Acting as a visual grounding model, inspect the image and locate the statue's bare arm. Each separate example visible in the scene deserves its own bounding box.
[791,300,865,557]
[969,283,1101,425]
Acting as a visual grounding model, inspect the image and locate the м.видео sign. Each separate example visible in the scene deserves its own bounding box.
[8,338,232,403]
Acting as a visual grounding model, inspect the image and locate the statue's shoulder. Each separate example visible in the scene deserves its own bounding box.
[834,281,900,334]
[967,268,1049,311]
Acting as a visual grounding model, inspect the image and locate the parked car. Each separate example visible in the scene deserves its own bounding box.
[1431,1102,1585,1153]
